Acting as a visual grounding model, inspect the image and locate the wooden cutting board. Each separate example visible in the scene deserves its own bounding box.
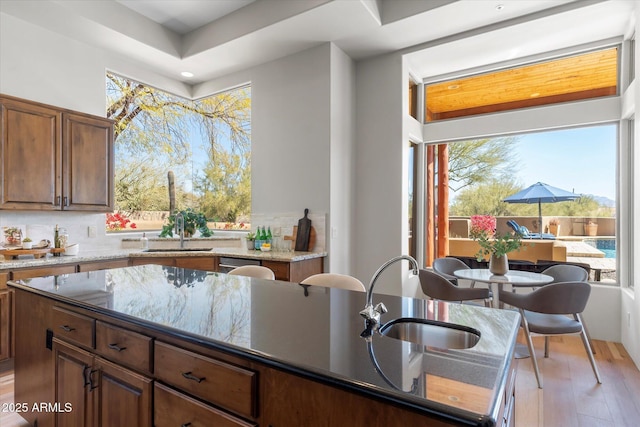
[294,209,312,251]
[285,226,316,252]
[2,248,51,259]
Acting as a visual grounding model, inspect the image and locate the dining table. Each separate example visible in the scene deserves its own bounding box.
[453,269,554,309]
[453,268,554,359]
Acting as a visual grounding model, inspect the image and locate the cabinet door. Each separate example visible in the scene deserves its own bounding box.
[0,290,10,361]
[0,97,62,209]
[63,113,114,211]
[93,356,152,427]
[53,338,94,427]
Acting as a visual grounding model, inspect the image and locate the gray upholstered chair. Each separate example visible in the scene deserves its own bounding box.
[228,265,275,280]
[499,281,601,389]
[541,264,588,282]
[541,264,593,354]
[432,257,477,288]
[418,269,491,307]
[300,273,366,292]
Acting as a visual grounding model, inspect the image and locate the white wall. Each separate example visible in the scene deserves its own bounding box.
[619,4,640,368]
[354,52,411,294]
[329,45,356,273]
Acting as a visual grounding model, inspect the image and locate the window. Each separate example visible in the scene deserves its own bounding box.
[414,125,618,283]
[105,73,251,232]
[425,47,618,122]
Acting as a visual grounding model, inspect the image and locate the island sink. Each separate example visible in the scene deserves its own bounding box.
[379,317,481,349]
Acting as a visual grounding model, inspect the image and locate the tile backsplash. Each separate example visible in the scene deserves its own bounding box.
[0,211,120,251]
[251,211,326,252]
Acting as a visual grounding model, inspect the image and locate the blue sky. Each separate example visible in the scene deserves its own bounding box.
[512,124,617,200]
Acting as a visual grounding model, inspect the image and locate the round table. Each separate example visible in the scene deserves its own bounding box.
[453,269,554,359]
[453,269,553,309]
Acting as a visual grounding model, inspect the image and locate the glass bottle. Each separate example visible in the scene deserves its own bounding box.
[53,224,60,257]
[266,226,272,245]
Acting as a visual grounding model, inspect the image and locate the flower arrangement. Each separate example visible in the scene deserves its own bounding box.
[106,212,137,231]
[470,215,521,261]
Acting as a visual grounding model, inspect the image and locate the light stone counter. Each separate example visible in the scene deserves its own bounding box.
[1,247,326,271]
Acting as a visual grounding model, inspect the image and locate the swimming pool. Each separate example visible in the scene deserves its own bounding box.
[584,238,616,258]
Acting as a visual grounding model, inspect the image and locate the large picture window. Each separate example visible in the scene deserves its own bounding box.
[415,125,618,283]
[105,73,251,232]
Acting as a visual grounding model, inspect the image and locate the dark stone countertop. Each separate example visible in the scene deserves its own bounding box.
[9,264,519,426]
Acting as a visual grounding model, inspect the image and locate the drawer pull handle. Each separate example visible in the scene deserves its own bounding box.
[60,325,75,332]
[83,366,91,387]
[181,424,192,427]
[89,369,99,391]
[181,371,205,383]
[108,343,127,352]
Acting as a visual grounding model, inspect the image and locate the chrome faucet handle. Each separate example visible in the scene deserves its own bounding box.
[359,302,388,328]
[374,302,387,315]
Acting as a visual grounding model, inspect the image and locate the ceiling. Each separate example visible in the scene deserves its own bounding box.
[0,0,634,90]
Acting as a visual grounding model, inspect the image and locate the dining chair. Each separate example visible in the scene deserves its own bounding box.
[228,265,275,280]
[540,263,594,355]
[432,257,477,288]
[300,273,366,292]
[418,269,491,307]
[498,281,601,389]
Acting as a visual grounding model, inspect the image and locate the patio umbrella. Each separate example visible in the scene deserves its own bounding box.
[503,182,580,233]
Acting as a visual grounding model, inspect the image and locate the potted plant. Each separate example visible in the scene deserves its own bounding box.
[470,215,521,275]
[548,218,560,236]
[22,237,33,249]
[585,220,598,237]
[159,208,213,238]
[245,232,256,250]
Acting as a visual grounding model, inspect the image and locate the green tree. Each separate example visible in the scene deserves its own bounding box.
[195,146,251,223]
[106,73,251,218]
[447,137,518,192]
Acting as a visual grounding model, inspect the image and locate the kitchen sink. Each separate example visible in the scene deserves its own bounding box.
[379,317,480,349]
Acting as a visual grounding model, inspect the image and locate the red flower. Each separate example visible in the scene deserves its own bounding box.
[106,212,137,231]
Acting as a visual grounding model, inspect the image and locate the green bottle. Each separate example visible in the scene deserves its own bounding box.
[266,226,272,245]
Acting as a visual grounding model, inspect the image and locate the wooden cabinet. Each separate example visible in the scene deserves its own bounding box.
[95,321,152,374]
[10,264,77,281]
[0,96,61,210]
[0,285,11,362]
[262,257,323,282]
[155,383,256,427]
[154,341,258,420]
[78,259,130,272]
[131,256,217,271]
[0,95,114,212]
[53,337,152,427]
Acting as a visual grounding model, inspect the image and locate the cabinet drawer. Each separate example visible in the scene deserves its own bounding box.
[95,321,152,374]
[11,265,77,280]
[78,259,129,272]
[261,261,289,281]
[52,306,95,348]
[154,383,256,427]
[154,341,257,419]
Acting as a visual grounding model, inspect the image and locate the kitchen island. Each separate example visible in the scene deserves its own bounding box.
[8,265,519,426]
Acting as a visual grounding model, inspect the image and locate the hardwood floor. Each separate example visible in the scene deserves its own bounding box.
[1,335,639,426]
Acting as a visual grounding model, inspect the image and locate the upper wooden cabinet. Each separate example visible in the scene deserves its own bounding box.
[0,95,114,211]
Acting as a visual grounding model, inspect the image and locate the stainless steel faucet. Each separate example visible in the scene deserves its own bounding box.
[360,255,419,329]
[175,212,185,249]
